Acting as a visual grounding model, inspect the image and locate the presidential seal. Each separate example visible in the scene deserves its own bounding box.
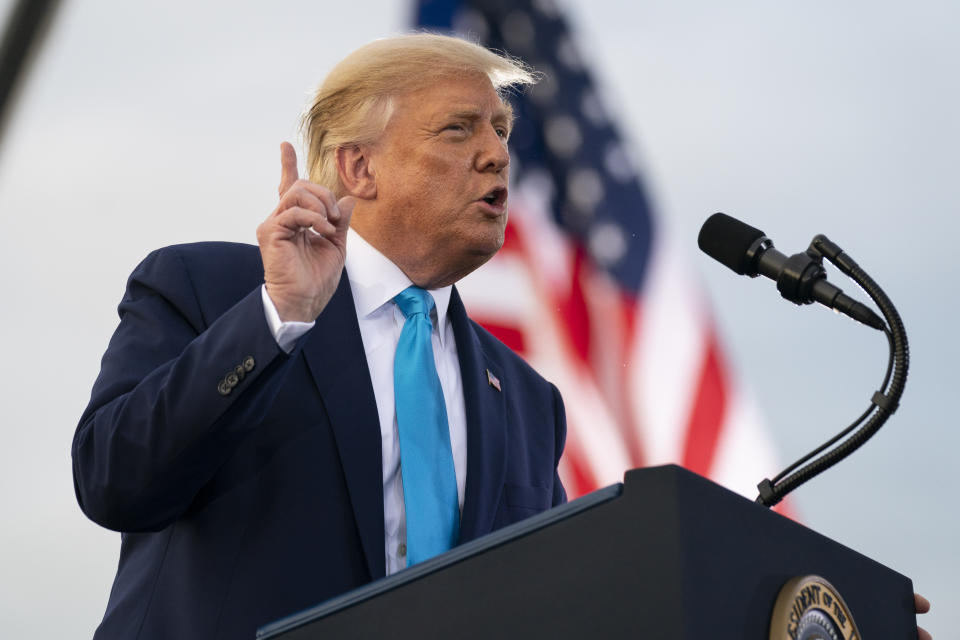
[769,575,862,640]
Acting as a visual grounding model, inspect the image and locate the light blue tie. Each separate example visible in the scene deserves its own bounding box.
[393,286,459,566]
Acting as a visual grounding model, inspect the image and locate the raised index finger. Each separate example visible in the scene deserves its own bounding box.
[278,142,299,197]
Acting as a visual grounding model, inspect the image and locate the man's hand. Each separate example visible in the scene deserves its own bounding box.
[915,592,931,640]
[257,142,355,322]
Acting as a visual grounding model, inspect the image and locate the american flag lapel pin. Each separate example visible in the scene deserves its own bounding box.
[486,369,501,392]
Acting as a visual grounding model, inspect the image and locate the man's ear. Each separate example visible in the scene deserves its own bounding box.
[335,145,377,199]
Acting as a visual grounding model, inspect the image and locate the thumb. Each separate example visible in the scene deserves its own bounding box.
[278,142,299,196]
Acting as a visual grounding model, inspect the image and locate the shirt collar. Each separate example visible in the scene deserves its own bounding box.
[345,227,453,340]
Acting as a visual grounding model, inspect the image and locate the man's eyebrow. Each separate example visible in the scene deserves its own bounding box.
[445,108,484,121]
[443,105,514,125]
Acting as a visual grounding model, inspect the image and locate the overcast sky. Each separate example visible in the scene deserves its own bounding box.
[0,0,956,637]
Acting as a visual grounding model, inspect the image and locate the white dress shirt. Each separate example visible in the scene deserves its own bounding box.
[260,227,468,575]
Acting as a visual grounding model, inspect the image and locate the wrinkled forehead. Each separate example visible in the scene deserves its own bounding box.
[393,72,514,123]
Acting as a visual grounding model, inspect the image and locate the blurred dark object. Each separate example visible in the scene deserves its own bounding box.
[0,0,61,147]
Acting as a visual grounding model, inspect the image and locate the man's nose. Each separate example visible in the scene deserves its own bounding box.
[475,126,510,173]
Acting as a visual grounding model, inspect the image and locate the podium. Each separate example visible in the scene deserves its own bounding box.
[257,465,916,639]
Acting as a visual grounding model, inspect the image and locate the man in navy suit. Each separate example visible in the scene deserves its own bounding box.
[73,34,566,639]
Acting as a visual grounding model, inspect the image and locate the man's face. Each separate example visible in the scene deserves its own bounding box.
[361,73,512,288]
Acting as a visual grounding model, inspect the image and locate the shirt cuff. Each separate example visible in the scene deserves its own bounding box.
[261,285,315,353]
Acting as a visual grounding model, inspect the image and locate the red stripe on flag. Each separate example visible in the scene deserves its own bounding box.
[681,332,727,476]
[476,320,526,354]
[615,293,646,469]
[560,247,592,365]
[562,444,599,499]
[500,216,523,253]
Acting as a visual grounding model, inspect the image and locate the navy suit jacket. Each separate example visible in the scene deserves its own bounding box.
[72,242,567,640]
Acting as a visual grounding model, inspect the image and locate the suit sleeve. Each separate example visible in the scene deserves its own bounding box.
[550,383,568,506]
[72,247,303,532]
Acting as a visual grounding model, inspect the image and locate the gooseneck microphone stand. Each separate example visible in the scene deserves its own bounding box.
[755,234,909,507]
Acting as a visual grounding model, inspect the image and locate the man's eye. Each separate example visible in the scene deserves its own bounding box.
[445,124,467,133]
[495,127,509,139]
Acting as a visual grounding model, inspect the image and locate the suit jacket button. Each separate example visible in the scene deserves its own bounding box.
[234,364,246,381]
[217,380,232,396]
[243,356,255,372]
[225,372,239,387]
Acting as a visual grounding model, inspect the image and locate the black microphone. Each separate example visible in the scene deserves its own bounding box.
[698,213,885,330]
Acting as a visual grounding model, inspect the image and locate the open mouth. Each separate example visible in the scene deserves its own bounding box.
[481,187,507,207]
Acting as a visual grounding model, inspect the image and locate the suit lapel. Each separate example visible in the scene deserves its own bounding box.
[449,287,507,543]
[301,273,386,580]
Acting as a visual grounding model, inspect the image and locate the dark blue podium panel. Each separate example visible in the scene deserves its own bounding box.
[258,465,916,639]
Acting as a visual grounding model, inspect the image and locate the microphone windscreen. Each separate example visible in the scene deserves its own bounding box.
[698,213,766,275]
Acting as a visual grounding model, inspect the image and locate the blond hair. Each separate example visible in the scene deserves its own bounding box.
[302,33,537,196]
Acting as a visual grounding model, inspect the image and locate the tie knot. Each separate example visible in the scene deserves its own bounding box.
[393,286,435,320]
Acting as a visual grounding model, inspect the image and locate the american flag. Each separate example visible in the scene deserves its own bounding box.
[417,0,784,503]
